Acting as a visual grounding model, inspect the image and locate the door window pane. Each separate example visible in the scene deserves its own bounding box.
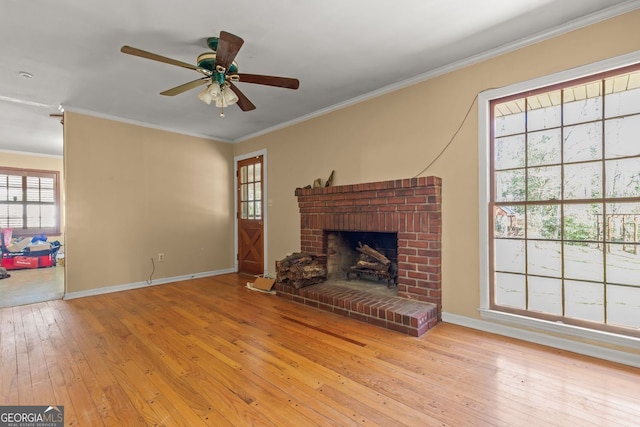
[254,163,261,181]
[247,164,254,182]
[241,184,248,201]
[248,183,254,201]
[241,166,248,183]
[248,201,255,219]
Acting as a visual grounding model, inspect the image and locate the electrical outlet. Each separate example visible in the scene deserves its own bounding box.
[158,253,165,262]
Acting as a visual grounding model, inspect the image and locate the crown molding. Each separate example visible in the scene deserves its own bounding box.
[236,1,640,142]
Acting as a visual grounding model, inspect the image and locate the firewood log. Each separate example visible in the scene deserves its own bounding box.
[356,242,391,266]
[354,260,389,271]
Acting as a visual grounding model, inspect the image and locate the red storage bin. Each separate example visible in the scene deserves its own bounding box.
[39,255,54,268]
[13,256,39,268]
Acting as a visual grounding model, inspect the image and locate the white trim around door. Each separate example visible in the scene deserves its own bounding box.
[234,149,268,276]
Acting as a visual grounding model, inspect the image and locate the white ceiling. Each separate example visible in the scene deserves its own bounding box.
[1,0,638,157]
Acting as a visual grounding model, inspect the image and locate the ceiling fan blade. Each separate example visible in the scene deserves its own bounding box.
[160,78,210,96]
[228,82,256,111]
[120,45,199,71]
[215,31,244,72]
[236,73,300,89]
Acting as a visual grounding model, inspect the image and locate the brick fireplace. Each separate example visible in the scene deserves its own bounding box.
[275,177,442,336]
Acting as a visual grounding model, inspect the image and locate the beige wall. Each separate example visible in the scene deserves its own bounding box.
[64,113,234,293]
[234,10,640,319]
[0,150,65,245]
[58,10,639,355]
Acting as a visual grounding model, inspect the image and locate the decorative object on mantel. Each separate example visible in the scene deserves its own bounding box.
[275,252,326,289]
[297,170,335,190]
[324,170,334,187]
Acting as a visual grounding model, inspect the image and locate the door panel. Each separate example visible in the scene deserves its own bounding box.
[237,156,264,275]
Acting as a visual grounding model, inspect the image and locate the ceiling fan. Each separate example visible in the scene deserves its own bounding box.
[120,31,299,117]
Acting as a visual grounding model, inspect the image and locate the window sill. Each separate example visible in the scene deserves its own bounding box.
[478,308,640,350]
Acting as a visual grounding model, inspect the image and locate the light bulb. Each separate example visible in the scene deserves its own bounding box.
[198,87,213,104]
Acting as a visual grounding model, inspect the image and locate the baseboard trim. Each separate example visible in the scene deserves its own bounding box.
[441,312,640,369]
[63,268,236,301]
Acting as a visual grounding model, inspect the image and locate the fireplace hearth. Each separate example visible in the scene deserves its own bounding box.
[275,177,442,336]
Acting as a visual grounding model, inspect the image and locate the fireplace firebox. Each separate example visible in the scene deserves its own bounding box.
[326,230,398,287]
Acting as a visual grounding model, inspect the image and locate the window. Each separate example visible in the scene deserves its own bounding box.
[0,167,60,236]
[488,63,640,337]
[238,159,262,220]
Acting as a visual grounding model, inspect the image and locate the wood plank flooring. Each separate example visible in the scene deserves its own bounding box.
[1,273,639,426]
[0,265,64,308]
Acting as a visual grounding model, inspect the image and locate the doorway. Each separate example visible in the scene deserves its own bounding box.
[0,163,65,308]
[235,151,266,276]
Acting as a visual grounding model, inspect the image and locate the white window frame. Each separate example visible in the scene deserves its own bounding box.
[0,166,61,237]
[478,51,640,349]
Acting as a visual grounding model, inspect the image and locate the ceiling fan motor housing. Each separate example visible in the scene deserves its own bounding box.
[196,52,238,85]
[206,37,219,51]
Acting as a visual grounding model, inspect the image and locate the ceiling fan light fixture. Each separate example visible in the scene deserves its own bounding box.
[199,82,238,109]
[197,85,214,104]
[218,83,238,108]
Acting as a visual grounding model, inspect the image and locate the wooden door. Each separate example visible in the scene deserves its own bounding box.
[237,156,264,275]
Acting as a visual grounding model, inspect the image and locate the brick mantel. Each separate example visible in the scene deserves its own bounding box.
[295,177,442,314]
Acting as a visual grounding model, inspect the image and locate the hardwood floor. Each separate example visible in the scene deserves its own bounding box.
[1,273,638,426]
[0,265,64,308]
